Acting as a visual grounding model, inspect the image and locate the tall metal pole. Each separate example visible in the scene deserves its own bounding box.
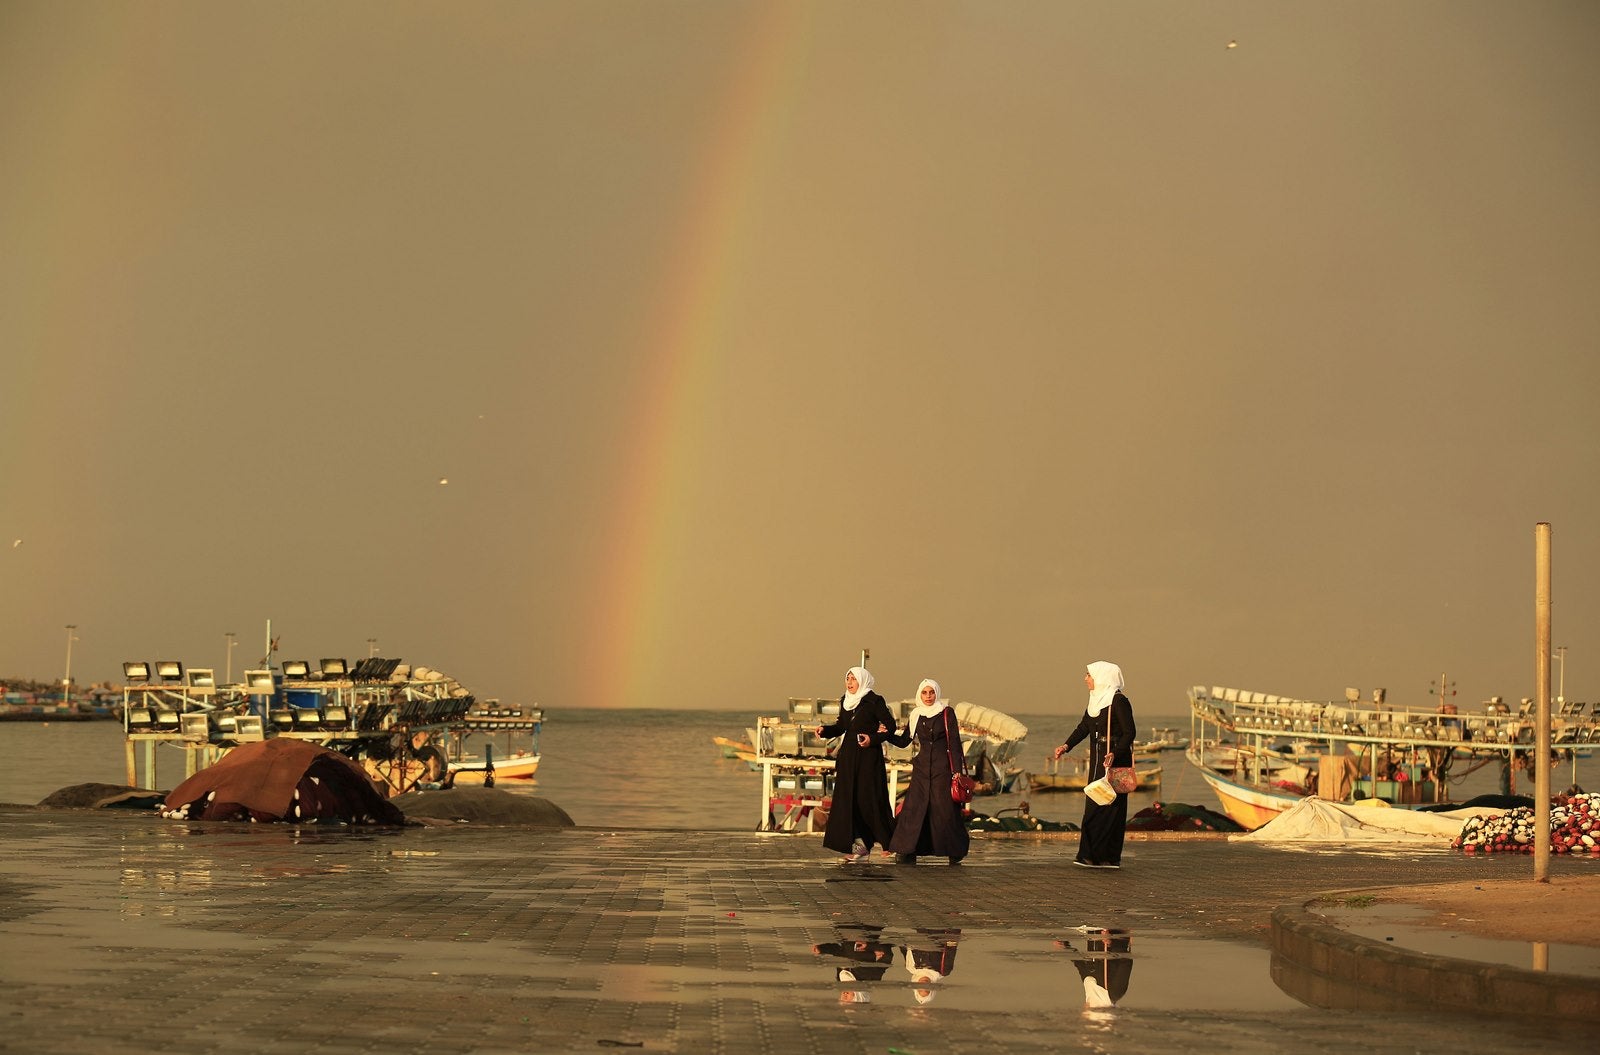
[225,632,237,684]
[1553,645,1567,702]
[1534,523,1552,882]
[63,625,77,706]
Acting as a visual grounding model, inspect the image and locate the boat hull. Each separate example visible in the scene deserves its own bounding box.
[448,753,540,782]
[1191,764,1298,830]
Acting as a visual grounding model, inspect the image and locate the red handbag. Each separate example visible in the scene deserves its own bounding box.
[945,708,975,803]
[1103,701,1138,794]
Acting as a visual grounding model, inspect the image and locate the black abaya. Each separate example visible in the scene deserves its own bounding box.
[1061,693,1136,866]
[886,708,970,862]
[819,691,899,854]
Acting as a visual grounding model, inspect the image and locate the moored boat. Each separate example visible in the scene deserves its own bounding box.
[1024,759,1163,792]
[1186,683,1600,830]
[115,647,544,798]
[712,735,752,759]
[443,702,544,783]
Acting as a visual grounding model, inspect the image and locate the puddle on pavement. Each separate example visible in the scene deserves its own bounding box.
[1316,903,1600,976]
[352,923,1303,1013]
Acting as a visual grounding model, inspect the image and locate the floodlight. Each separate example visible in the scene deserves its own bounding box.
[233,715,265,742]
[320,658,348,676]
[244,669,276,692]
[1344,687,1360,703]
[181,713,210,741]
[292,706,321,725]
[156,661,185,682]
[155,708,181,728]
[126,707,154,727]
[323,704,348,725]
[282,660,310,679]
[270,708,295,728]
[123,662,152,682]
[186,668,216,689]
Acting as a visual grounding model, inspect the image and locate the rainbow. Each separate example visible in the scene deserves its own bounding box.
[583,6,814,708]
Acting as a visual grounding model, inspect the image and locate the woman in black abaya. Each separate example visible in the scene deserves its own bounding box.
[817,665,899,863]
[1053,661,1136,869]
[886,679,970,866]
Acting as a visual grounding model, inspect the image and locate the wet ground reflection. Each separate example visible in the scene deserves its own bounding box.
[808,921,1303,1013]
[1315,903,1600,975]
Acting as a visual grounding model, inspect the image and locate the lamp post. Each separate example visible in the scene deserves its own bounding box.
[1554,645,1567,703]
[225,632,237,684]
[63,625,78,706]
[367,637,379,658]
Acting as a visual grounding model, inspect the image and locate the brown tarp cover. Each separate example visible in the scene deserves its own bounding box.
[163,738,404,824]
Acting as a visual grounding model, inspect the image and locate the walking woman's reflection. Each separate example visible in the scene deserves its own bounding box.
[903,927,961,1005]
[1055,928,1133,1013]
[812,922,896,982]
[813,922,895,1002]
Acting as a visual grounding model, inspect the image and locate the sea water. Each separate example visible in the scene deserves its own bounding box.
[0,708,1589,830]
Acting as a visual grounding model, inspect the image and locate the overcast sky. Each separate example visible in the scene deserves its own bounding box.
[3,3,1596,716]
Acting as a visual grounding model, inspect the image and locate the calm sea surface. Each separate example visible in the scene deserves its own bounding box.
[1,707,1589,829]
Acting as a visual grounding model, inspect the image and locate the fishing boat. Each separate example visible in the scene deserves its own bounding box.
[712,735,752,759]
[1186,684,1600,830]
[1024,758,1163,792]
[116,648,543,798]
[1133,727,1189,755]
[442,701,543,783]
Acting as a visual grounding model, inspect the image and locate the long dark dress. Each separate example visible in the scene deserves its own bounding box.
[819,691,899,854]
[1062,693,1136,866]
[886,708,970,862]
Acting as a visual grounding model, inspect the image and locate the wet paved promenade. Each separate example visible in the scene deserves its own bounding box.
[1,804,1593,1054]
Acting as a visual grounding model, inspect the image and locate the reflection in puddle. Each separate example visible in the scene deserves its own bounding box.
[808,922,1301,1013]
[338,913,1299,1016]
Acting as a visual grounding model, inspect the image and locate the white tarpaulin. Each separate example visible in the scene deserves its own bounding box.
[1231,796,1505,843]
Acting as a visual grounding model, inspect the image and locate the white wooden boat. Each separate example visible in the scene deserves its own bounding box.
[445,702,544,782]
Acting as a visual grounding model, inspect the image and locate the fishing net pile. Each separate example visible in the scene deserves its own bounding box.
[1452,791,1600,854]
[1125,801,1244,832]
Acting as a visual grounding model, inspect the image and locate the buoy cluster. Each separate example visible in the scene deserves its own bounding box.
[1452,792,1600,854]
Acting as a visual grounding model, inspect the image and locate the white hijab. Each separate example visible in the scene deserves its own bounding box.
[1086,661,1124,718]
[842,666,874,711]
[905,948,944,1004]
[905,678,948,726]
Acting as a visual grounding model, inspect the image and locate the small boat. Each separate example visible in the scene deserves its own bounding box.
[1024,759,1163,792]
[1185,683,1600,830]
[445,702,543,782]
[1133,727,1189,754]
[712,735,751,759]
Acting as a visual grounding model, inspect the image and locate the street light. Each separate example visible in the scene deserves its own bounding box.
[63,625,78,706]
[225,632,238,685]
[1555,645,1568,703]
[367,637,379,658]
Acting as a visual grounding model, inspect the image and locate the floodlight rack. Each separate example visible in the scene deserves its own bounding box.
[349,657,403,682]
